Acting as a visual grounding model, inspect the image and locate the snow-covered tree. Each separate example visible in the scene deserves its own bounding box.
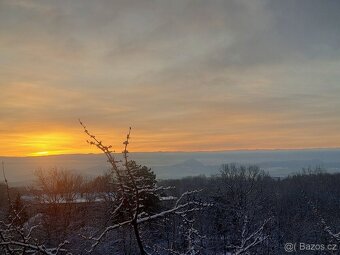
[0,162,70,255]
[80,121,205,254]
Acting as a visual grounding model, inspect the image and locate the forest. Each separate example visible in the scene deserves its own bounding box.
[1,161,340,255]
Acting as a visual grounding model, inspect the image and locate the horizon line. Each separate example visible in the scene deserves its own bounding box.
[1,146,340,158]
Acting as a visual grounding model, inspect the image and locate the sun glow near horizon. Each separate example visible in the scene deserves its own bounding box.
[24,133,73,156]
[3,132,92,157]
[2,127,340,157]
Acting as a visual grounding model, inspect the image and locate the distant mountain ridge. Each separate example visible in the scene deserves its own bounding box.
[1,149,340,186]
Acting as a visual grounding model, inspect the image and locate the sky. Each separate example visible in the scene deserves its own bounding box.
[1,0,340,156]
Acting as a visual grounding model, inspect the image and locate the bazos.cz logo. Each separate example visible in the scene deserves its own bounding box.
[284,242,338,253]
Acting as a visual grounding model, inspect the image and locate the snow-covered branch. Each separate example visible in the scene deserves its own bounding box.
[227,216,271,255]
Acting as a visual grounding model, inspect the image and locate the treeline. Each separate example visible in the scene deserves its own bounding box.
[160,165,340,254]
[1,164,340,254]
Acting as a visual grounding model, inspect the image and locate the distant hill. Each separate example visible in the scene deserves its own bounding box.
[1,149,340,186]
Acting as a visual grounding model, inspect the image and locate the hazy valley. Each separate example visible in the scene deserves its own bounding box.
[2,149,340,186]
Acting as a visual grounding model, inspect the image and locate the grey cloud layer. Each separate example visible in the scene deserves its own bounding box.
[1,0,340,149]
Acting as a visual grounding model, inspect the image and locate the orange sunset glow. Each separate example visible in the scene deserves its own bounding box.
[22,133,75,156]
